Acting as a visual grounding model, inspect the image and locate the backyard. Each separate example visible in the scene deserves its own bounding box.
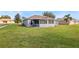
[0,24,79,48]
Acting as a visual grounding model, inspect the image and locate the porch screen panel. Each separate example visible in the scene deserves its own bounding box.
[48,20,54,24]
[40,20,47,24]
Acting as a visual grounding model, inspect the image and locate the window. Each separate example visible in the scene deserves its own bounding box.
[40,20,47,24]
[48,20,54,24]
[3,21,7,23]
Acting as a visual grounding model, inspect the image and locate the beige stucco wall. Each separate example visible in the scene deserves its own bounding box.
[0,19,15,24]
[69,20,79,25]
[7,21,15,24]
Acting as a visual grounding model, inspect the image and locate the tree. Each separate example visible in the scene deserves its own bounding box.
[22,17,27,21]
[14,13,21,23]
[43,11,55,18]
[0,15,11,19]
[22,17,28,24]
[64,14,72,22]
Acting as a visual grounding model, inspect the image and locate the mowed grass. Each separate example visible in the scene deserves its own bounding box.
[0,24,79,48]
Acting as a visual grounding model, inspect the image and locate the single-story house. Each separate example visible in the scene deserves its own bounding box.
[23,15,57,27]
[0,19,15,24]
[69,20,79,25]
[57,18,79,25]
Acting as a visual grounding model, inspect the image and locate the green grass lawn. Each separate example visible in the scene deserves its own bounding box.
[0,24,79,48]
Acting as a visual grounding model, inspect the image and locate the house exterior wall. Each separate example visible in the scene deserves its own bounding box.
[0,21,15,24]
[7,21,15,24]
[0,19,15,24]
[23,19,57,27]
[23,20,31,27]
[0,20,3,24]
[39,24,55,27]
[69,20,75,25]
[69,20,79,25]
[58,20,79,25]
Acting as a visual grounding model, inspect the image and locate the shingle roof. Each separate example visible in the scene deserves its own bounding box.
[28,15,54,20]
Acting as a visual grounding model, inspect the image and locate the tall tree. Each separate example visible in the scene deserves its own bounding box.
[22,17,26,21]
[64,14,72,22]
[14,13,21,23]
[43,11,55,18]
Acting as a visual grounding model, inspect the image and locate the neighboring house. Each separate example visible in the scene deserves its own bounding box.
[69,20,79,25]
[0,19,15,24]
[58,20,69,25]
[23,15,57,27]
[57,18,79,25]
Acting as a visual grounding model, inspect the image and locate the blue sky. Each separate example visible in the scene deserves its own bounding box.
[0,11,79,20]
